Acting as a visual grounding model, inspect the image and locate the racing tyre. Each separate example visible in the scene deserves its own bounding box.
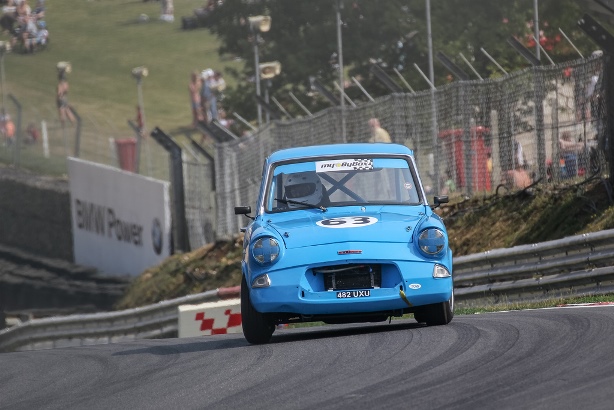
[241,276,275,344]
[414,293,454,326]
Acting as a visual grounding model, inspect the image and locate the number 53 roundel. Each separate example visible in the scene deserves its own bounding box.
[316,216,378,228]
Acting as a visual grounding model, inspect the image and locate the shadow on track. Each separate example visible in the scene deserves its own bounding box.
[111,320,425,356]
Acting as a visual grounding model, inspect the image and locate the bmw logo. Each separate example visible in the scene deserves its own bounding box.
[152,218,163,255]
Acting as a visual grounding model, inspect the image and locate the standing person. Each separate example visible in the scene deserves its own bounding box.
[559,131,583,178]
[205,69,218,122]
[56,63,75,126]
[189,71,203,127]
[160,0,174,22]
[5,114,14,144]
[200,69,213,124]
[211,70,225,118]
[1,112,15,145]
[587,51,605,150]
[368,118,391,143]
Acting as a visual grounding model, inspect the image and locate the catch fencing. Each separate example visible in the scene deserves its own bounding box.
[0,98,170,181]
[194,56,607,242]
[1,56,606,251]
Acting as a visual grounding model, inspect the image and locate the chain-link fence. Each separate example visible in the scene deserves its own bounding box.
[3,56,606,251]
[0,100,170,181]
[199,56,607,240]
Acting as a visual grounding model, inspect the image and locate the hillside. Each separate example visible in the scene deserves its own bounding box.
[2,0,241,139]
[115,176,614,309]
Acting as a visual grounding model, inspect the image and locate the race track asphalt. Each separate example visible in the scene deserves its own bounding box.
[1,306,613,410]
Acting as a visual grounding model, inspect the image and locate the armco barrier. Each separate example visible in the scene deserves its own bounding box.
[3,229,614,352]
[0,287,240,353]
[454,229,614,304]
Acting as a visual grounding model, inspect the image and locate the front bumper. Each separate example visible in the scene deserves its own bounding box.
[248,242,452,316]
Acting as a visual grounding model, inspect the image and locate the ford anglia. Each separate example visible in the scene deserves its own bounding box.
[235,143,453,344]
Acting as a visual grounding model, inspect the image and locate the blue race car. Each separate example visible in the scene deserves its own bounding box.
[235,143,453,344]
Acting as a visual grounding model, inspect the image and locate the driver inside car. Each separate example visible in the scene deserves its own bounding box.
[284,171,329,209]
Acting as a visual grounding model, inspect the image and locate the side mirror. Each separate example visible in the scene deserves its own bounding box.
[431,195,449,209]
[234,206,252,215]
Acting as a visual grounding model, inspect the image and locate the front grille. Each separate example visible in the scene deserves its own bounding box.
[316,264,382,291]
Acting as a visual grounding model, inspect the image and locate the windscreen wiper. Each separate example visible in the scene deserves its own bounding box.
[275,198,327,212]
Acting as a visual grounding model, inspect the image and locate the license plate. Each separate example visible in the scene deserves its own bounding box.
[336,290,371,298]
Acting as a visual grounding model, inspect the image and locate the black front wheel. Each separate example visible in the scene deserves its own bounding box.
[414,292,454,326]
[241,276,275,344]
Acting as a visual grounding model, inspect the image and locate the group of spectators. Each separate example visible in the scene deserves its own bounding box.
[1,113,41,145]
[189,68,229,129]
[0,0,48,53]
[182,0,222,30]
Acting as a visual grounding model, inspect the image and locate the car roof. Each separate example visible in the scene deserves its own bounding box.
[267,143,414,164]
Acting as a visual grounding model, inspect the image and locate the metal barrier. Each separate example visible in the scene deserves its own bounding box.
[2,229,614,352]
[454,229,614,304]
[0,287,240,353]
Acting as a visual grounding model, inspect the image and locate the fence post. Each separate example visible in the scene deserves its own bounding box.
[127,119,143,173]
[534,67,547,180]
[185,132,215,191]
[150,127,189,253]
[70,105,82,158]
[461,82,473,196]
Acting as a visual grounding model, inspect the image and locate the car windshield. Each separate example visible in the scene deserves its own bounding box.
[264,157,422,212]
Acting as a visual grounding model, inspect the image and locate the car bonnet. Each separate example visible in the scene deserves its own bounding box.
[266,209,426,249]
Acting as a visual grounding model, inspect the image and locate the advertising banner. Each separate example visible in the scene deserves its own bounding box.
[68,158,171,276]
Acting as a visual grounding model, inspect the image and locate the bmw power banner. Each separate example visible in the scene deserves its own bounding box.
[68,157,171,277]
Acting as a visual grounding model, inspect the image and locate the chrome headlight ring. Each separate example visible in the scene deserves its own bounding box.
[251,236,281,265]
[417,228,446,257]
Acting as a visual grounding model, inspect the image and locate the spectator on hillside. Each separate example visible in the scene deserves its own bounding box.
[1,112,15,145]
[559,131,583,179]
[0,7,17,36]
[31,0,43,19]
[441,168,456,195]
[160,0,174,22]
[217,107,233,129]
[21,16,49,53]
[20,13,38,52]
[368,118,391,143]
[504,142,532,189]
[559,131,583,156]
[32,18,47,47]
[587,50,605,151]
[211,70,226,101]
[505,166,531,189]
[15,0,29,19]
[182,0,225,30]
[25,122,40,144]
[56,64,75,126]
[189,70,203,127]
[513,139,527,169]
[200,68,217,123]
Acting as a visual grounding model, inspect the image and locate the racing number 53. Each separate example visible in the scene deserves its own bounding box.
[316,216,378,228]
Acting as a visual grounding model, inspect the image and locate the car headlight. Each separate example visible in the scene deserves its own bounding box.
[251,236,281,265]
[418,228,446,256]
[433,264,451,278]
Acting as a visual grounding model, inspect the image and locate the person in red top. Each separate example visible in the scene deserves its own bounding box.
[3,114,15,144]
